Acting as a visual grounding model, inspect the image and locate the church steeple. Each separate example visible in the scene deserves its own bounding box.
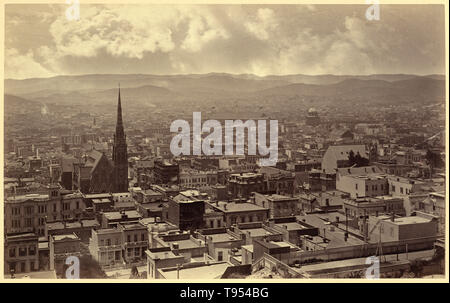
[112,85,128,193]
[115,85,125,140]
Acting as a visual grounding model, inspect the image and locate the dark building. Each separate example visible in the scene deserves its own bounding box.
[154,160,179,185]
[164,193,205,230]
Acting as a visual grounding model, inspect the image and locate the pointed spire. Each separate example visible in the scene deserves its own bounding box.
[115,84,124,139]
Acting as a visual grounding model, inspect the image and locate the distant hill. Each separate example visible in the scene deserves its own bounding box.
[4,94,42,112]
[4,73,445,108]
[252,77,445,105]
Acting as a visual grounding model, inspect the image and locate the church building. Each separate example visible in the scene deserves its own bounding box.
[71,88,128,194]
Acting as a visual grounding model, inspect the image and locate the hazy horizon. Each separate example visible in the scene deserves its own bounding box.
[5,72,447,82]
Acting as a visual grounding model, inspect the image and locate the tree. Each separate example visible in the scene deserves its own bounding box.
[426,149,444,173]
[348,150,369,167]
[130,265,139,279]
[348,150,356,165]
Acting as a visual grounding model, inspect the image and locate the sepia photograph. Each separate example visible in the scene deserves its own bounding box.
[1,0,448,284]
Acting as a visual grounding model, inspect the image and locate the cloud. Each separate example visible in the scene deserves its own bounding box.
[5,48,55,79]
[244,8,278,41]
[4,4,446,78]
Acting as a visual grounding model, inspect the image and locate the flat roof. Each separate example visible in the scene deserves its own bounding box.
[146,250,183,260]
[276,222,307,231]
[160,262,230,279]
[96,228,121,235]
[166,238,204,250]
[242,228,276,237]
[207,233,240,243]
[103,210,141,220]
[213,201,268,213]
[383,216,431,225]
[6,194,49,203]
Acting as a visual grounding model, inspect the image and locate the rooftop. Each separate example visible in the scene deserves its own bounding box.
[103,210,142,221]
[53,234,79,241]
[160,262,230,279]
[212,201,268,213]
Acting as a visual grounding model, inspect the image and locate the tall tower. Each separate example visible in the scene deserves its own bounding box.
[112,86,128,192]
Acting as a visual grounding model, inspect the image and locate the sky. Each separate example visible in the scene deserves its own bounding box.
[4,4,446,79]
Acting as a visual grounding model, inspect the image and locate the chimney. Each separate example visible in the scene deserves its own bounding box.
[223,204,227,210]
[391,212,395,222]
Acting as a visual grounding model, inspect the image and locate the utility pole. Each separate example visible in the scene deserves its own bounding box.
[176,263,182,279]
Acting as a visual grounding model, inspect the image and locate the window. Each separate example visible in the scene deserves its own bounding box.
[141,234,145,241]
[231,216,236,224]
[134,234,138,242]
[218,251,223,261]
[12,207,21,216]
[400,187,404,194]
[25,206,34,215]
[355,183,358,190]
[106,239,111,246]
[19,247,27,257]
[53,204,57,212]
[9,248,15,257]
[135,247,140,256]
[25,218,32,228]
[29,246,36,256]
[127,235,131,242]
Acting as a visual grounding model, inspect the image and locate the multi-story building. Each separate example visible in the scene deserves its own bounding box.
[49,233,81,276]
[4,233,39,275]
[208,201,269,227]
[343,196,405,219]
[153,160,179,185]
[253,193,299,218]
[336,168,389,199]
[163,191,205,230]
[419,192,445,234]
[146,247,184,279]
[4,185,86,236]
[228,173,265,199]
[259,167,295,196]
[89,228,124,267]
[119,223,149,264]
[367,213,438,243]
[179,169,218,189]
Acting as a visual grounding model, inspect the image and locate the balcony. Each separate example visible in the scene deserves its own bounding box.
[98,244,122,251]
[123,241,148,248]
